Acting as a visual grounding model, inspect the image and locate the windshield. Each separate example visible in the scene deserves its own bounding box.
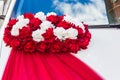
[11,0,109,25]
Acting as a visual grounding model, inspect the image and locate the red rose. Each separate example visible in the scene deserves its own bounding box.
[78,32,91,49]
[50,40,63,53]
[42,28,55,43]
[29,18,42,30]
[59,15,64,21]
[3,36,9,43]
[42,28,53,39]
[76,27,83,37]
[24,41,35,53]
[83,23,89,32]
[10,39,21,48]
[78,37,90,49]
[43,38,55,43]
[36,42,47,53]
[85,32,91,39]
[63,39,80,53]
[46,15,59,25]
[19,26,32,38]
[62,39,71,52]
[3,27,13,46]
[4,27,11,36]
[7,19,18,27]
[57,21,71,29]
[24,13,34,20]
[24,37,33,42]
[3,36,12,46]
[67,42,80,53]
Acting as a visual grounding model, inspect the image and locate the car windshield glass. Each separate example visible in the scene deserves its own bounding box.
[11,0,120,25]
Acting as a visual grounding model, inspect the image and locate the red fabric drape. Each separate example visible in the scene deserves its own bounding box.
[2,49,103,80]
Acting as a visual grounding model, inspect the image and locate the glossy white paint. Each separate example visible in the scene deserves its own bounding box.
[0,29,120,80]
[73,29,120,80]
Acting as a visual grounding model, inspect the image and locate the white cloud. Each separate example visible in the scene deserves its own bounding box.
[53,0,108,25]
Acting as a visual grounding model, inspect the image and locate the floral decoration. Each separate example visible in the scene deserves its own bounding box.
[3,12,91,53]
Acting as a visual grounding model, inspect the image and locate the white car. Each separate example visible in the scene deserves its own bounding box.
[0,0,120,80]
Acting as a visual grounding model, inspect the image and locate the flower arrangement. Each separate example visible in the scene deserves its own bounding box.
[3,12,91,54]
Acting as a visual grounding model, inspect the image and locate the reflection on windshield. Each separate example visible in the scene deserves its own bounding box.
[11,0,108,25]
[12,0,54,17]
[104,0,120,24]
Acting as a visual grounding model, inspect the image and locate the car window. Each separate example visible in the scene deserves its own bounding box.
[11,0,120,25]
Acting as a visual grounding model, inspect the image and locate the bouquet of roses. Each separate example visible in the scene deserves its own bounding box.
[3,12,91,54]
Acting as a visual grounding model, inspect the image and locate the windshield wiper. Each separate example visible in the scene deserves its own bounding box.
[89,24,120,29]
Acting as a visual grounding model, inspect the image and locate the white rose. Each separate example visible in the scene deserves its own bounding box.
[47,12,57,16]
[72,18,84,31]
[11,18,29,36]
[65,28,78,39]
[11,26,19,36]
[32,29,45,42]
[63,15,72,22]
[35,12,46,21]
[40,21,55,31]
[53,27,66,40]
[17,15,24,20]
[63,16,85,32]
[15,18,29,29]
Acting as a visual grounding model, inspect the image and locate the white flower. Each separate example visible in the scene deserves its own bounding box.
[35,12,46,21]
[63,16,85,32]
[53,27,66,40]
[72,18,85,31]
[65,28,78,39]
[54,27,78,40]
[16,18,29,29]
[11,27,19,36]
[40,21,55,31]
[47,12,57,16]
[11,18,29,36]
[63,15,73,22]
[32,29,45,42]
[17,15,24,20]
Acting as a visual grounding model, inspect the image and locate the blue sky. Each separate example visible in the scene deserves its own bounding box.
[12,0,108,25]
[13,0,91,15]
[57,0,91,4]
